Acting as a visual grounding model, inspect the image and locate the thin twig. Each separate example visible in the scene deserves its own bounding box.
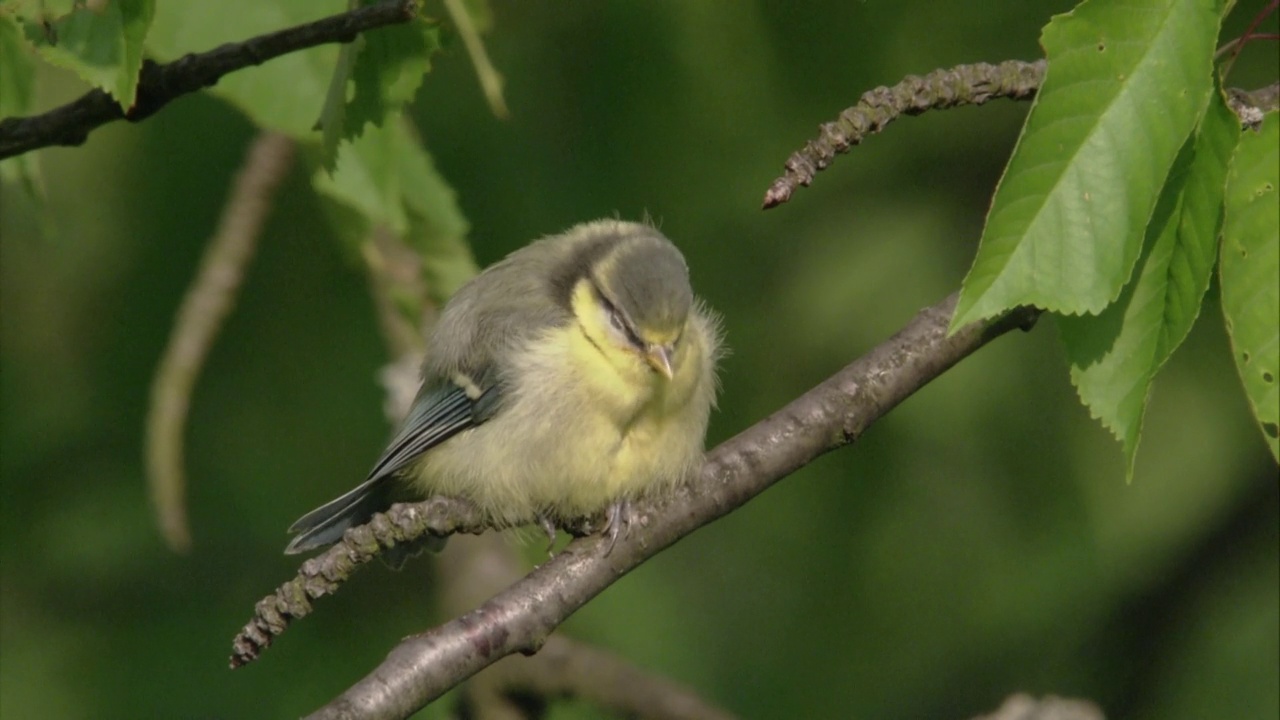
[761,60,1046,209]
[146,131,296,553]
[0,0,420,160]
[230,496,490,667]
[442,0,509,119]
[763,58,1280,210]
[1216,0,1277,77]
[284,295,1039,719]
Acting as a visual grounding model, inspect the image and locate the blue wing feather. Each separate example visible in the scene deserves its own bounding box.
[284,380,502,555]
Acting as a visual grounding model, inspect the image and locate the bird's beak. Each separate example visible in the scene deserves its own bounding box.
[645,344,676,380]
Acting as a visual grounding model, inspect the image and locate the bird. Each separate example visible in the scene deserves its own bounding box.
[284,219,721,561]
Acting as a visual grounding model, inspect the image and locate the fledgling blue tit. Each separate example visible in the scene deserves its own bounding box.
[285,220,721,560]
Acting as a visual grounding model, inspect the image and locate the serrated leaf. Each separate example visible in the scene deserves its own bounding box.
[1059,82,1238,480]
[315,118,410,234]
[0,10,43,198]
[346,17,438,136]
[1221,112,1279,462]
[315,13,439,169]
[1157,83,1237,357]
[22,0,154,108]
[315,39,359,171]
[953,0,1225,330]
[313,120,477,303]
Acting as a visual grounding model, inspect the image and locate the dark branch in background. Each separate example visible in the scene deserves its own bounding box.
[146,131,296,553]
[241,294,1041,718]
[0,0,420,160]
[1216,0,1277,79]
[1083,467,1277,718]
[486,635,738,720]
[761,60,1046,209]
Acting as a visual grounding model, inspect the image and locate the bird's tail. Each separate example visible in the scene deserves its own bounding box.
[285,476,448,567]
[285,476,394,554]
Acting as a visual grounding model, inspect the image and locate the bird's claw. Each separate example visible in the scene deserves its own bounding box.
[537,513,558,554]
[602,500,632,556]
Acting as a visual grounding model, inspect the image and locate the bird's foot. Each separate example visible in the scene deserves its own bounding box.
[537,513,558,555]
[602,500,632,556]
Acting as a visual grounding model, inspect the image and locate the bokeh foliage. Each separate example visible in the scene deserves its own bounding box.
[1,1,1276,719]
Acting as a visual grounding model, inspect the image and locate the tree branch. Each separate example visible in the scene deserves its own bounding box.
[761,60,1045,209]
[297,294,1040,719]
[761,59,1279,210]
[0,0,420,161]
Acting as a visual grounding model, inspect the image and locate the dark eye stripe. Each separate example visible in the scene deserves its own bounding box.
[591,281,644,348]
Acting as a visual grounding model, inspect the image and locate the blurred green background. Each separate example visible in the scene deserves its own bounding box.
[2,2,1277,718]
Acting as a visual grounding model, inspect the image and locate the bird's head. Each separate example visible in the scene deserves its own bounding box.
[577,226,694,380]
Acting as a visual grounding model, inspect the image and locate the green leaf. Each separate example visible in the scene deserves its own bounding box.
[346,17,438,136]
[953,0,1226,329]
[313,120,477,304]
[315,40,358,170]
[1157,83,1237,358]
[1060,85,1238,479]
[146,0,345,136]
[0,10,34,117]
[21,0,154,108]
[1221,111,1280,462]
[0,9,43,198]
[316,13,440,169]
[397,127,475,301]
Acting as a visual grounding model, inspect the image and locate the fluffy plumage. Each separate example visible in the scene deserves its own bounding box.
[286,220,721,557]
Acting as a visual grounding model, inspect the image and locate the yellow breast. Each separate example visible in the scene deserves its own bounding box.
[408,289,716,527]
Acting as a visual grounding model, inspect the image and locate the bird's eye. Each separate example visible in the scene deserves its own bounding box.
[600,298,643,348]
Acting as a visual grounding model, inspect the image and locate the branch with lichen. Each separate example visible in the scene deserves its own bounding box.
[230,496,490,667]
[146,131,296,553]
[760,59,1279,210]
[230,293,1039,719]
[761,60,1046,209]
[0,0,420,160]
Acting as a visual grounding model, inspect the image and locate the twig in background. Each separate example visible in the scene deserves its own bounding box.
[442,0,510,119]
[146,131,296,552]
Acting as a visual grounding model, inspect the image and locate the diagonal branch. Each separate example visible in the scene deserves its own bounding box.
[0,0,420,161]
[299,294,1040,720]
